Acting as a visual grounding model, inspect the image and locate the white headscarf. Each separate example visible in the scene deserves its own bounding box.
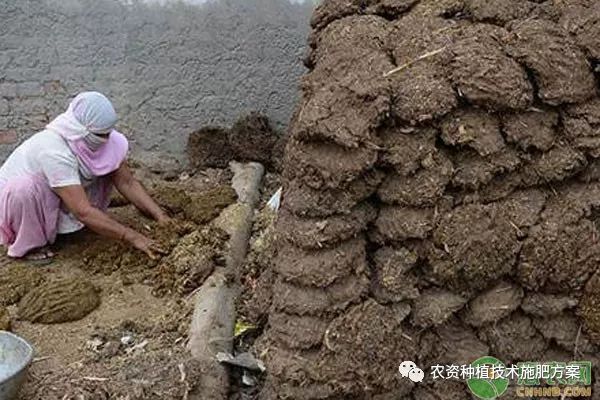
[46,91,128,180]
[47,91,118,151]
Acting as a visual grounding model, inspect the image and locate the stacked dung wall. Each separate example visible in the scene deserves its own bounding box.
[257,0,600,398]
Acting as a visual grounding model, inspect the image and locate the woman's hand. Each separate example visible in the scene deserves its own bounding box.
[53,184,168,260]
[156,213,173,226]
[112,163,174,224]
[129,233,167,260]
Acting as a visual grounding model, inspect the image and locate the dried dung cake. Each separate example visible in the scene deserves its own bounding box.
[18,277,100,324]
[229,113,279,167]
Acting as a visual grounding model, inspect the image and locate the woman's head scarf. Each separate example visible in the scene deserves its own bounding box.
[46,91,128,177]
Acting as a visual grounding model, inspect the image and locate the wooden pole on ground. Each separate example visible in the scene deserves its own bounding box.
[187,161,264,400]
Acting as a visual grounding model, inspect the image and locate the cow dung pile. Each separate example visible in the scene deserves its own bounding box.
[255,0,600,398]
[187,112,286,170]
[0,265,44,306]
[18,277,101,324]
[76,184,234,294]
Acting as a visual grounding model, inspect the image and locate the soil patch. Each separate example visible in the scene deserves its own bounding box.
[0,305,10,330]
[14,272,198,400]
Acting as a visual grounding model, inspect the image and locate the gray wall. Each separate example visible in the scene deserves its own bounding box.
[0,0,312,170]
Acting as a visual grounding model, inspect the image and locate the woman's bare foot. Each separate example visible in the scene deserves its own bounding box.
[25,247,55,265]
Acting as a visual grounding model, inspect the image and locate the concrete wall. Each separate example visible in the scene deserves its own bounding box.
[0,0,313,170]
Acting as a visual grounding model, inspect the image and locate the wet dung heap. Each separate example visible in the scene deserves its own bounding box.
[257,0,600,398]
[239,206,278,325]
[0,264,45,306]
[151,185,238,225]
[78,218,196,278]
[152,224,229,297]
[77,183,235,291]
[188,112,285,170]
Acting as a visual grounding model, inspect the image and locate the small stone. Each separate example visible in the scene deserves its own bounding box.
[86,337,104,352]
[102,341,121,358]
[120,335,134,346]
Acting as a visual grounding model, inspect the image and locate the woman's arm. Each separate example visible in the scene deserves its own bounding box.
[111,162,170,223]
[53,184,165,259]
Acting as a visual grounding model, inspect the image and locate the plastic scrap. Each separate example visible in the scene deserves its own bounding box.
[216,351,266,373]
[266,187,282,211]
[234,321,257,338]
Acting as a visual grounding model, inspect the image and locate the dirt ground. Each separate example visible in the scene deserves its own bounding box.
[1,245,204,400]
[0,168,234,399]
[13,267,195,400]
